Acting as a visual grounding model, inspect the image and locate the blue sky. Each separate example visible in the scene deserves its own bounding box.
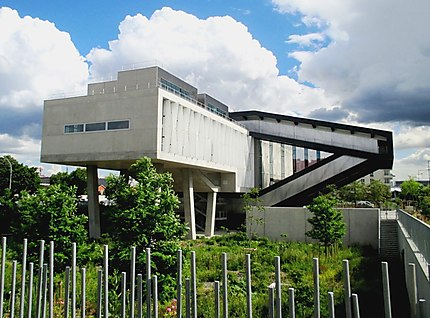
[0,0,429,180]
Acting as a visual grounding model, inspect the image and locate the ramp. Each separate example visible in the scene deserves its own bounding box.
[229,111,394,206]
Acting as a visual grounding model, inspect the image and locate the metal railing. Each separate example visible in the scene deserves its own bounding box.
[0,236,417,318]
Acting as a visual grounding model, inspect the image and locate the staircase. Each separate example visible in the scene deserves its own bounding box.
[380,219,399,259]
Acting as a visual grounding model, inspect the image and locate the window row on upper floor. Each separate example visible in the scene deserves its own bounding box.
[64,120,130,134]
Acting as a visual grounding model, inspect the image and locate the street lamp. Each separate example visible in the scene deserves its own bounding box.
[2,156,12,190]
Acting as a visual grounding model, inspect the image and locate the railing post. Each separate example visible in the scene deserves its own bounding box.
[103,245,109,318]
[222,252,228,318]
[11,260,17,318]
[275,256,282,318]
[288,288,295,318]
[191,251,197,318]
[130,247,136,318]
[27,263,34,318]
[352,294,360,318]
[146,248,151,318]
[328,292,335,318]
[313,258,320,318]
[246,254,252,318]
[408,263,418,317]
[268,286,275,318]
[381,262,392,318]
[19,239,27,318]
[81,268,86,318]
[419,299,426,318]
[177,250,183,318]
[0,237,6,318]
[49,242,54,318]
[343,260,352,318]
[214,281,220,318]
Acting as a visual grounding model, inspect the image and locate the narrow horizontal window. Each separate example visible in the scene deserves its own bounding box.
[107,120,129,130]
[85,122,106,132]
[64,124,84,133]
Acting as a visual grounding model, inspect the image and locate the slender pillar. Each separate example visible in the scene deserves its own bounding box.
[182,170,196,240]
[87,165,101,238]
[205,192,217,237]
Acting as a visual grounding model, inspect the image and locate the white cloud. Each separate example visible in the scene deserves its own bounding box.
[394,126,430,150]
[273,0,430,124]
[87,7,333,115]
[286,33,325,48]
[394,148,430,180]
[0,7,89,110]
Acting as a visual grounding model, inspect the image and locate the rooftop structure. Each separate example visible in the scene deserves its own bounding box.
[41,66,393,239]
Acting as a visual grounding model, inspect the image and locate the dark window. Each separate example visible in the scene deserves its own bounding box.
[107,120,129,130]
[85,122,106,132]
[65,124,84,133]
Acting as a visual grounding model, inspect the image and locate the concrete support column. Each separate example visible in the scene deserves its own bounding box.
[182,170,196,240]
[87,165,101,239]
[205,192,217,237]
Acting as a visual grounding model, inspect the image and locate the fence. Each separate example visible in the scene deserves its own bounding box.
[0,236,422,318]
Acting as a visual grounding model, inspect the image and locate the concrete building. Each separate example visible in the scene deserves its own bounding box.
[41,66,393,239]
[359,169,394,186]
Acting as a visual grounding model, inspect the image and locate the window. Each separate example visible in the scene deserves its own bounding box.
[85,122,106,132]
[64,124,84,133]
[107,120,129,130]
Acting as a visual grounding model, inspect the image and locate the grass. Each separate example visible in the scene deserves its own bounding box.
[1,233,384,318]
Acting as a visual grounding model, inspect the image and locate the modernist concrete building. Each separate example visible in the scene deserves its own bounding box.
[41,66,393,239]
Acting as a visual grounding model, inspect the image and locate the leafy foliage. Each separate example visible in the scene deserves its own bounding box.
[0,155,40,196]
[306,193,346,254]
[14,184,89,268]
[103,157,187,299]
[50,168,87,195]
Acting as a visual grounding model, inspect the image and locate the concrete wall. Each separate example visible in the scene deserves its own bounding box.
[247,207,380,248]
[397,210,430,315]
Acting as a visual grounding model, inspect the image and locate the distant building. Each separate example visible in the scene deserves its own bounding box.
[359,169,394,186]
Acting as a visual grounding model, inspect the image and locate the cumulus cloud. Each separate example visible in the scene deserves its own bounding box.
[394,126,430,150]
[286,33,325,48]
[273,0,430,124]
[87,7,333,115]
[0,7,88,137]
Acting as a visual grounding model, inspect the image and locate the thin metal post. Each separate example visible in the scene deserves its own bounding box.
[343,260,352,318]
[27,263,34,318]
[408,263,417,317]
[37,240,45,318]
[11,260,17,318]
[96,270,102,318]
[137,274,143,318]
[419,299,426,318]
[288,288,295,318]
[185,278,191,318]
[81,268,86,318]
[246,254,252,318]
[191,251,197,318]
[381,262,392,318]
[146,248,151,318]
[103,245,109,318]
[130,246,136,318]
[121,272,126,318]
[42,264,48,318]
[221,252,228,318]
[177,250,182,318]
[214,281,220,318]
[49,242,54,318]
[153,275,158,318]
[328,292,335,318]
[274,256,281,318]
[0,237,6,318]
[313,258,320,318]
[72,243,76,318]
[19,238,27,318]
[64,267,70,318]
[351,294,360,318]
[268,286,275,318]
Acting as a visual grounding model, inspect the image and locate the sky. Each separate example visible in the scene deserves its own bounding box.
[0,0,429,181]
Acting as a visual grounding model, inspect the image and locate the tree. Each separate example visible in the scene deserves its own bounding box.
[367,180,390,207]
[14,184,89,268]
[306,193,346,255]
[338,181,366,206]
[104,157,187,299]
[0,155,40,196]
[400,178,423,206]
[50,168,87,195]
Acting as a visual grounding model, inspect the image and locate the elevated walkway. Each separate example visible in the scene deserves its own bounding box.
[230,111,394,206]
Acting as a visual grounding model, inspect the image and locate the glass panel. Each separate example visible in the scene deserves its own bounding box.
[64,124,84,133]
[107,120,129,130]
[85,122,106,132]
